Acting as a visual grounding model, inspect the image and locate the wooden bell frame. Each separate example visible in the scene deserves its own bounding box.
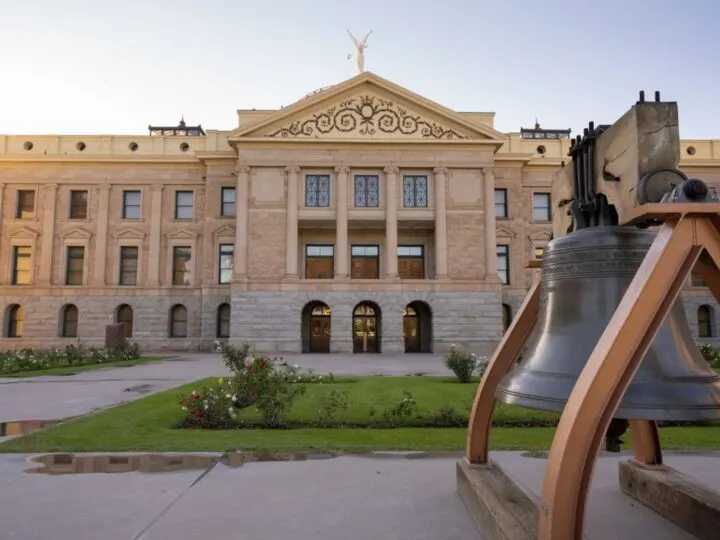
[464,203,720,539]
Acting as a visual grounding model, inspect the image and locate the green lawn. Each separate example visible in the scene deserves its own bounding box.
[2,376,719,453]
[1,356,172,378]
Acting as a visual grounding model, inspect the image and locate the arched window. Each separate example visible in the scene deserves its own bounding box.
[170,305,188,338]
[217,303,230,338]
[698,305,714,338]
[6,304,23,338]
[61,304,79,338]
[116,304,133,338]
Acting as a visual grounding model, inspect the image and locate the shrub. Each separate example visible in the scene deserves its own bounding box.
[444,344,484,383]
[699,343,720,369]
[317,389,350,424]
[381,391,419,423]
[0,341,142,375]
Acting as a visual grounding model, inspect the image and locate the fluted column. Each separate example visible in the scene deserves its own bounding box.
[146,185,164,286]
[384,166,399,278]
[38,183,58,285]
[482,167,499,280]
[335,166,349,279]
[234,166,250,279]
[285,166,300,278]
[434,168,448,279]
[92,183,111,285]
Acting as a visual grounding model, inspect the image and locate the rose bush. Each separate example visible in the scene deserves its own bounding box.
[0,341,141,375]
[443,344,487,383]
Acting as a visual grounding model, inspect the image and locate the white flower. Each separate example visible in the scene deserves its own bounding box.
[181,406,187,411]
[293,364,299,369]
[231,394,238,402]
[225,393,232,399]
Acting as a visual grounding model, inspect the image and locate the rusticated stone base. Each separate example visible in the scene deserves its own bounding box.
[230,290,503,355]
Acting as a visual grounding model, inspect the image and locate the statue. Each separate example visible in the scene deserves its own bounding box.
[347,29,372,73]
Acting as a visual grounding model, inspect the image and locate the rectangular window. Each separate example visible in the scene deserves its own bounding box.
[119,246,139,286]
[351,245,380,279]
[497,245,510,285]
[305,245,334,279]
[16,190,35,219]
[175,191,194,220]
[221,187,236,217]
[305,175,330,207]
[122,190,141,219]
[65,246,85,285]
[172,246,192,285]
[533,193,552,221]
[402,175,428,208]
[534,246,544,259]
[218,244,234,284]
[11,246,32,285]
[495,188,508,218]
[353,175,379,207]
[69,190,89,219]
[397,245,425,279]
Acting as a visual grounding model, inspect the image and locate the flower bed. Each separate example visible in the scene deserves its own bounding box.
[0,341,142,375]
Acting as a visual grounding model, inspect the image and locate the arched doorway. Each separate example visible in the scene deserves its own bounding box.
[403,301,432,353]
[116,304,133,338]
[301,301,331,353]
[502,304,513,333]
[353,302,381,353]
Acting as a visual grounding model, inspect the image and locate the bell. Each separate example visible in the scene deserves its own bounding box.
[496,226,720,421]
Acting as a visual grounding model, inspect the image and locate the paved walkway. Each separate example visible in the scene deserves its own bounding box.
[0,352,453,423]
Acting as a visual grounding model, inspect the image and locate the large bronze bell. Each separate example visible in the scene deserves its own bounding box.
[496,225,720,421]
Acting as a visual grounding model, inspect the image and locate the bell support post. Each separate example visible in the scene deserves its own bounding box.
[539,203,720,540]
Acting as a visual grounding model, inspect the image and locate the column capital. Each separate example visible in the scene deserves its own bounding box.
[45,183,59,190]
[150,184,164,193]
[433,167,448,176]
[235,165,251,175]
[285,165,301,175]
[334,166,349,174]
[481,167,494,177]
[384,166,399,175]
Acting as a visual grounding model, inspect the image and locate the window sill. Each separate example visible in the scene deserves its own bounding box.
[121,218,145,222]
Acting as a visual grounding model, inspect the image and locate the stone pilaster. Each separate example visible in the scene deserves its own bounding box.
[285,166,300,279]
[384,166,399,278]
[146,185,164,286]
[335,166,349,279]
[482,167,499,280]
[234,165,250,279]
[434,167,449,279]
[92,183,111,286]
[38,183,58,286]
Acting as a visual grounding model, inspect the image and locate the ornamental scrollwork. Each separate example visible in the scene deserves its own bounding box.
[267,95,469,140]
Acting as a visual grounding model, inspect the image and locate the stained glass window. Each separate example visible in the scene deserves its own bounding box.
[305,175,330,207]
[403,176,428,208]
[354,175,379,207]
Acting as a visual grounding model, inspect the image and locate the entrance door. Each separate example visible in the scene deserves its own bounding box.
[307,303,331,353]
[403,306,420,352]
[353,303,380,353]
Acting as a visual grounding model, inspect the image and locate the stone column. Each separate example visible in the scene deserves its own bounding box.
[146,185,164,286]
[434,168,449,279]
[38,183,58,286]
[92,183,111,286]
[335,166,349,279]
[0,183,6,272]
[482,167,499,280]
[384,166,399,278]
[234,166,250,279]
[285,166,300,279]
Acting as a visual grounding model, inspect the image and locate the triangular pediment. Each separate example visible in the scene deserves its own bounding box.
[497,224,517,238]
[165,228,199,240]
[7,225,39,239]
[213,224,236,238]
[528,230,552,241]
[62,226,93,240]
[113,227,146,240]
[229,72,504,142]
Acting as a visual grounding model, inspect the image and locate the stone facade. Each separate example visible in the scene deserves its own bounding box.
[0,71,718,354]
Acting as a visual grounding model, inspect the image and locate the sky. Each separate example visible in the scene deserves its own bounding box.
[0,0,718,138]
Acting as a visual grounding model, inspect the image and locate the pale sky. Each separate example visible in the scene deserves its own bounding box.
[1,0,718,138]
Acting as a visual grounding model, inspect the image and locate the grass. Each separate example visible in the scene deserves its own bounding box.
[1,376,719,453]
[1,356,172,378]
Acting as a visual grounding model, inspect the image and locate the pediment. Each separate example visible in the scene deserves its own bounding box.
[229,72,505,142]
[528,230,552,241]
[496,224,517,238]
[165,228,199,240]
[62,226,93,240]
[212,224,236,238]
[7,225,39,239]
[113,227,146,240]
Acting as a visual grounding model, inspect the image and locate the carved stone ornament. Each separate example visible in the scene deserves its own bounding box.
[267,95,469,140]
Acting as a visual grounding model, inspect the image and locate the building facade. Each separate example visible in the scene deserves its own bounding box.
[0,72,719,354]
